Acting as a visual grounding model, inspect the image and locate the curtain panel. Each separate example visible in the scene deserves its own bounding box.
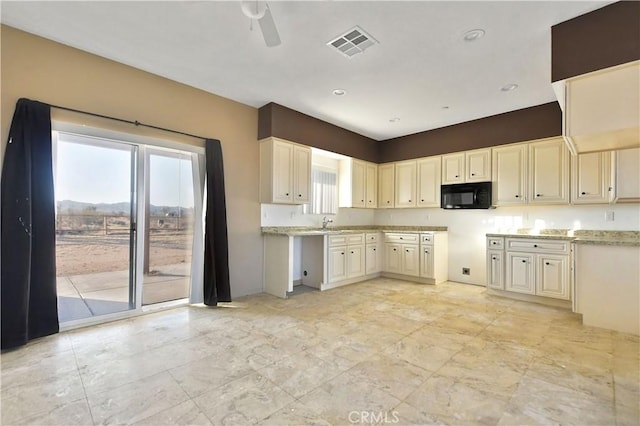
[1,98,59,350]
[203,139,231,305]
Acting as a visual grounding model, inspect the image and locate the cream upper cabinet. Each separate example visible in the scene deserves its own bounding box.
[378,163,395,208]
[351,159,366,208]
[614,147,640,203]
[529,138,570,205]
[365,162,378,208]
[260,137,311,204]
[339,159,377,208]
[395,160,417,208]
[571,151,612,204]
[492,144,528,206]
[441,153,465,184]
[466,149,491,182]
[417,156,441,207]
[293,145,311,204]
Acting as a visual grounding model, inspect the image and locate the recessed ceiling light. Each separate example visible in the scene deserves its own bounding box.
[500,83,519,92]
[332,89,346,96]
[463,29,485,42]
[389,117,400,123]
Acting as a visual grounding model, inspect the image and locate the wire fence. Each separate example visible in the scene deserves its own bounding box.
[56,214,193,236]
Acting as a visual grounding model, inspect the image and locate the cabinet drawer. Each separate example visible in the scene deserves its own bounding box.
[328,235,348,247]
[347,234,364,245]
[487,237,504,250]
[365,233,379,244]
[384,233,419,244]
[421,233,434,245]
[506,238,570,254]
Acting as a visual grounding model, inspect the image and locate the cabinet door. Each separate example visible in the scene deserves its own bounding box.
[529,139,569,204]
[614,147,640,203]
[420,245,434,279]
[347,245,365,279]
[395,160,417,208]
[492,144,527,205]
[466,149,491,182]
[378,163,395,208]
[536,255,569,300]
[351,160,366,208]
[417,157,441,207]
[272,140,294,203]
[384,243,401,273]
[293,145,311,204]
[571,151,612,204]
[442,153,465,184]
[506,252,535,294]
[486,250,504,290]
[402,245,420,277]
[328,246,347,283]
[365,162,378,208]
[365,244,379,275]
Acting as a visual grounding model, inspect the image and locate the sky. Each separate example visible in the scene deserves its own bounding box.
[55,138,195,208]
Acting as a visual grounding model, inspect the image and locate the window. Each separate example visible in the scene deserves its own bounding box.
[310,167,338,215]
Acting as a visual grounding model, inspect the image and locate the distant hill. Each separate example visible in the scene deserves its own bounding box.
[56,200,193,216]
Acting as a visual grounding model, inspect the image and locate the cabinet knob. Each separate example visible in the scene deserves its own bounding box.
[533,244,538,248]
[521,260,526,263]
[536,194,541,197]
[286,193,289,196]
[400,237,403,240]
[408,200,412,202]
[545,262,550,265]
[361,199,364,202]
[425,250,429,254]
[341,252,344,255]
[387,200,390,204]
[406,250,409,253]
[581,192,586,195]
[492,241,497,245]
[298,194,302,197]
[373,248,376,251]
[455,175,459,178]
[608,187,613,192]
[351,251,354,254]
[515,195,519,198]
[492,256,496,260]
[421,199,424,202]
[471,173,475,176]
[393,248,397,252]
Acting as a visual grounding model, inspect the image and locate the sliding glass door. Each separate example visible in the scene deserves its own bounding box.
[142,150,195,305]
[53,128,204,326]
[54,133,137,322]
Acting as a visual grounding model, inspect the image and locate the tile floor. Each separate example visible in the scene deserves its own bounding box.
[1,278,638,425]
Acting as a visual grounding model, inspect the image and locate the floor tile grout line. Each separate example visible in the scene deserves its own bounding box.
[69,335,98,426]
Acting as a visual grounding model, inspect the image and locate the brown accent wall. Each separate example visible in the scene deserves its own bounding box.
[258,103,379,163]
[1,25,263,298]
[377,103,562,163]
[552,1,640,82]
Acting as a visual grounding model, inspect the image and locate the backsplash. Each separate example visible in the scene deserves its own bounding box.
[261,204,374,227]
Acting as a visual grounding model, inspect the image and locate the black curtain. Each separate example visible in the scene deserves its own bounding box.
[203,139,231,305]
[1,98,59,350]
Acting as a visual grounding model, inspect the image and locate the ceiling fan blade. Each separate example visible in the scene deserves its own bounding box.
[258,4,281,47]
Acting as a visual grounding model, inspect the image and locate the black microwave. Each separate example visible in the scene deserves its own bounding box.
[441,182,493,209]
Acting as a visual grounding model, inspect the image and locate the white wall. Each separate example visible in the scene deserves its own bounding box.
[375,203,640,285]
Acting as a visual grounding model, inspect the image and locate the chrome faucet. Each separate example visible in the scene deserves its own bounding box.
[322,216,333,230]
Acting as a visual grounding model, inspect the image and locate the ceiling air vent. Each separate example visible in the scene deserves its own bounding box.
[327,26,378,58]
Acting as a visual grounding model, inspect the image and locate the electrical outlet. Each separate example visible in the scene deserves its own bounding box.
[462,267,470,275]
[605,211,615,222]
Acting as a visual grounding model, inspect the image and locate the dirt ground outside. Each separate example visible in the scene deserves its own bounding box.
[56,232,193,276]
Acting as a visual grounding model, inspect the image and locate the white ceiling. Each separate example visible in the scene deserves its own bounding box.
[0,1,612,141]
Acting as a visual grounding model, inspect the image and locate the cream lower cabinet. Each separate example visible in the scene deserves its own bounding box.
[490,237,571,301]
[383,232,447,283]
[365,233,381,275]
[383,233,420,277]
[327,234,365,284]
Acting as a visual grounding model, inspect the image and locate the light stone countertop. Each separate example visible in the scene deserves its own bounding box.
[262,225,448,236]
[486,229,640,247]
